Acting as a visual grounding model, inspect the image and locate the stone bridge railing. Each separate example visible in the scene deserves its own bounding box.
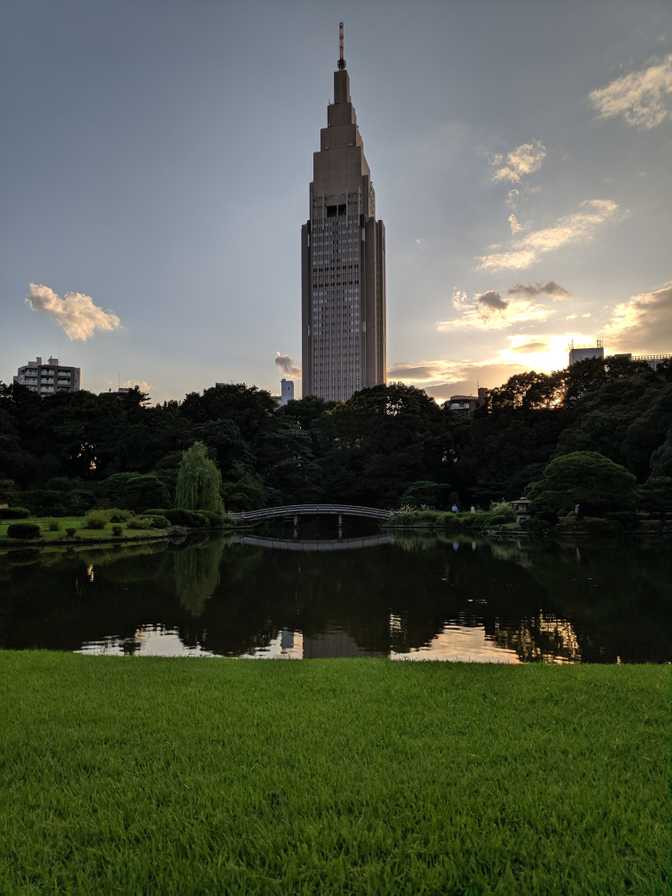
[229,503,393,524]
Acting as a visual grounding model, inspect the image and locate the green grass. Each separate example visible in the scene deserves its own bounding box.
[0,515,165,544]
[0,654,669,895]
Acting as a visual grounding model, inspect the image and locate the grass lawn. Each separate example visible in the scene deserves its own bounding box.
[0,654,669,895]
[0,515,166,544]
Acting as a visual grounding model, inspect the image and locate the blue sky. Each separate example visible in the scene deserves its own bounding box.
[2,0,671,401]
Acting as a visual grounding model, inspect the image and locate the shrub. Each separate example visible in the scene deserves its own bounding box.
[147,515,170,529]
[200,510,225,527]
[0,507,30,520]
[7,523,40,540]
[127,516,152,530]
[106,509,132,523]
[84,511,108,530]
[162,508,209,528]
[65,527,77,538]
[111,524,123,537]
[47,519,61,532]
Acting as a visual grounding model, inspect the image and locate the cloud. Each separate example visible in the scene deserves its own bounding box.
[26,283,121,341]
[508,212,523,234]
[506,189,520,208]
[274,353,301,376]
[437,287,556,332]
[490,140,546,183]
[388,359,525,400]
[510,341,547,354]
[124,380,152,394]
[508,281,570,298]
[590,55,672,129]
[496,331,596,372]
[478,290,508,311]
[604,282,672,351]
[476,199,619,271]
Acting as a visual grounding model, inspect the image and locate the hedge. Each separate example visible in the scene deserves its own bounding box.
[0,507,30,520]
[7,523,41,539]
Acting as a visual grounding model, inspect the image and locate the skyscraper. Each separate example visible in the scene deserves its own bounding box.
[301,24,386,402]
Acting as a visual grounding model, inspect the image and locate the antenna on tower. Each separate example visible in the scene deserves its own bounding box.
[338,22,346,69]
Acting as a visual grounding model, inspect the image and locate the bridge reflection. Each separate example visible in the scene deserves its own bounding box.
[231,534,394,552]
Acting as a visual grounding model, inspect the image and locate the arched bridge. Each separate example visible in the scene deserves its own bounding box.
[229,504,393,524]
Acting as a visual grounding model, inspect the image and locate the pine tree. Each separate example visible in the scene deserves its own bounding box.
[175,442,223,513]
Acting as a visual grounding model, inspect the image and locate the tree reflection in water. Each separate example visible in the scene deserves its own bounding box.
[0,533,670,662]
[174,539,224,617]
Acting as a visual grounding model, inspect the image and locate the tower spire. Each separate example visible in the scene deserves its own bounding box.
[338,21,346,69]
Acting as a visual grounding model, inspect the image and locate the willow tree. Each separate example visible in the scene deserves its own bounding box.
[175,441,223,513]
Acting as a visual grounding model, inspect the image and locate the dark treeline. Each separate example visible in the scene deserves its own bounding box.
[1,355,672,512]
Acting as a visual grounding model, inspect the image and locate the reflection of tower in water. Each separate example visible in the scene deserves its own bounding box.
[302,625,386,659]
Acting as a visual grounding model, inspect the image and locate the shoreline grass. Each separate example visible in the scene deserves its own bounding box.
[0,514,167,546]
[0,653,669,895]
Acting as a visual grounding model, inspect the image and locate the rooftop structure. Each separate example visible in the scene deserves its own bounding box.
[568,341,604,366]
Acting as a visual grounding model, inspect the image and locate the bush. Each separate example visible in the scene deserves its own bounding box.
[83,511,108,530]
[0,507,30,520]
[127,516,152,530]
[111,525,123,537]
[162,508,209,528]
[147,515,170,529]
[106,508,132,523]
[65,527,77,538]
[7,523,40,540]
[200,510,225,527]
[47,519,61,532]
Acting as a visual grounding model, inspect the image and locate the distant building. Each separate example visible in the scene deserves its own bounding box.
[14,356,80,396]
[100,386,150,400]
[611,352,672,371]
[280,379,295,406]
[447,388,488,415]
[569,341,604,366]
[569,342,671,371]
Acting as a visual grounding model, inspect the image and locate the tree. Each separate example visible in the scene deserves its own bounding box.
[527,451,637,518]
[175,442,223,513]
[637,476,672,513]
[97,472,169,511]
[400,481,447,509]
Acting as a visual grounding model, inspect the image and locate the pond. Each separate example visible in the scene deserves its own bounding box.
[1,524,671,662]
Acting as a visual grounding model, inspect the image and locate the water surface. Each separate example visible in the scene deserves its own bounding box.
[1,528,670,662]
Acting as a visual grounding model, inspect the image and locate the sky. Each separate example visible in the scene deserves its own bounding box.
[1,0,671,402]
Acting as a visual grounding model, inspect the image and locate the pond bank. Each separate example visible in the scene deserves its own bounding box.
[1,653,668,895]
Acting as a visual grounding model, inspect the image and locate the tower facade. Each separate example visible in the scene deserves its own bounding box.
[301,26,386,401]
